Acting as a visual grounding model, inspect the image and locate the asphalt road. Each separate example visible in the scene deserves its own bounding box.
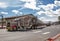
[0,25,60,41]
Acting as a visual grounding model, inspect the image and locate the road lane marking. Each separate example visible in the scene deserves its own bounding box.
[42,32,50,35]
[33,31,42,33]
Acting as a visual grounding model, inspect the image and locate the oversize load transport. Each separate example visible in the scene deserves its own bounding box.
[6,14,46,31]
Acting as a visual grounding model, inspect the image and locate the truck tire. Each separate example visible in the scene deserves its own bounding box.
[21,26,27,31]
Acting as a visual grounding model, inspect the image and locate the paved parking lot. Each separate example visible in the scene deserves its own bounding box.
[0,25,60,41]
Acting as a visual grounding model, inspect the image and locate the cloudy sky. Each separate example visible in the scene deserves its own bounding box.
[0,0,60,22]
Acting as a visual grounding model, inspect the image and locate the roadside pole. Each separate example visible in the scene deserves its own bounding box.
[1,15,3,29]
[0,15,3,29]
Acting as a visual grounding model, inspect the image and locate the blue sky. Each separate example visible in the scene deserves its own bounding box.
[0,0,60,22]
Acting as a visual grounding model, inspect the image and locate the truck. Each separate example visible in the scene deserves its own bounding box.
[6,14,38,31]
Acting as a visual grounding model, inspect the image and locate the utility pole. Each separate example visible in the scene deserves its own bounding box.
[58,16,60,24]
[0,15,3,29]
[1,15,3,29]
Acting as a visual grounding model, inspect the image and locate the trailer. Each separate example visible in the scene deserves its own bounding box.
[6,14,38,31]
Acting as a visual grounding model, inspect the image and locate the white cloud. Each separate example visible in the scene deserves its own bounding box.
[20,0,39,10]
[44,8,60,17]
[38,17,58,22]
[0,0,40,10]
[37,11,45,15]
[0,0,59,22]
[0,2,8,8]
[38,4,55,11]
[0,0,24,8]
[20,0,35,2]
[54,0,60,6]
[44,10,55,17]
[38,17,46,20]
[19,12,23,15]
[12,10,23,15]
[37,0,60,11]
[54,9,60,16]
[38,9,60,17]
[37,10,55,17]
[37,1,43,5]
[38,17,51,22]
[37,0,59,11]
[36,0,60,22]
[12,10,20,14]
[1,12,8,14]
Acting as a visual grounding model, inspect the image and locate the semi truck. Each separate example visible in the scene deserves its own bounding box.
[6,14,38,31]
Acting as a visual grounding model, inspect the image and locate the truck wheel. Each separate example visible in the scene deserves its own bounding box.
[21,26,27,31]
[7,29,12,31]
[31,26,34,29]
[7,29,10,31]
[7,27,12,31]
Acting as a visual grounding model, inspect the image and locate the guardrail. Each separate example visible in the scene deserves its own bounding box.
[46,34,60,41]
